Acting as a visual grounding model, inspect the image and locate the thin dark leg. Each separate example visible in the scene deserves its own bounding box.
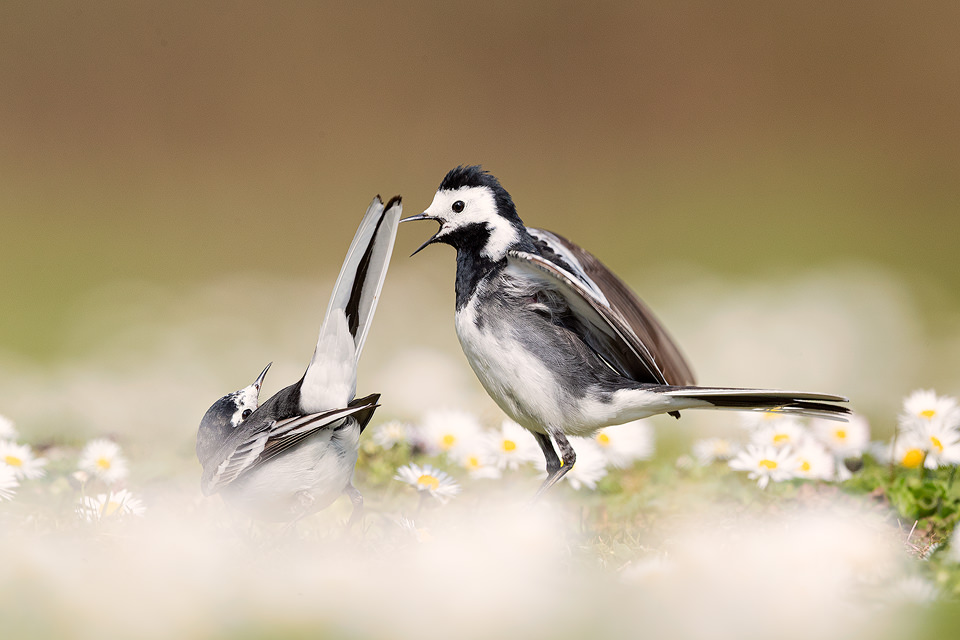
[533,430,576,499]
[344,482,364,530]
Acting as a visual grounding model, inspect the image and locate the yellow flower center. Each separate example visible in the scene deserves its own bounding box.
[502,439,517,452]
[104,500,122,517]
[417,474,440,491]
[466,456,480,469]
[759,459,778,470]
[920,409,936,419]
[800,460,811,472]
[901,448,924,468]
[96,457,112,470]
[930,436,944,454]
[440,434,456,450]
[4,455,23,467]
[834,429,847,440]
[772,434,790,445]
[596,433,611,446]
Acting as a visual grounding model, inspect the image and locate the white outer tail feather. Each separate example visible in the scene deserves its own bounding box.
[301,196,401,412]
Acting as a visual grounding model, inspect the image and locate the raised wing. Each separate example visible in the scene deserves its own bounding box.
[200,401,377,496]
[526,228,695,386]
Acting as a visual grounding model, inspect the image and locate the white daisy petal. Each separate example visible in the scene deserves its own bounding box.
[77,438,129,484]
[77,489,146,522]
[729,444,799,489]
[0,441,47,480]
[414,409,484,456]
[0,415,17,441]
[483,420,540,471]
[371,420,411,449]
[394,463,461,504]
[811,414,870,457]
[899,389,960,433]
[0,466,19,501]
[593,421,654,469]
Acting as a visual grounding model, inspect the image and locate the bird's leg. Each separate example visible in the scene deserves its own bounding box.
[533,431,576,499]
[343,482,364,530]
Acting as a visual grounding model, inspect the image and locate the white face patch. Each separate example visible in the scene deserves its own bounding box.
[230,384,261,427]
[422,186,520,261]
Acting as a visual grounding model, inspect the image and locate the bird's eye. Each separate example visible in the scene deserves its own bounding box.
[241,409,252,419]
[452,200,465,213]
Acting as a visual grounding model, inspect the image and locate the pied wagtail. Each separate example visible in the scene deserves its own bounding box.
[403,166,849,496]
[196,195,401,521]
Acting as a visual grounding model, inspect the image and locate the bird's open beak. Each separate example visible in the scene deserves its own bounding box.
[253,362,272,394]
[400,213,443,257]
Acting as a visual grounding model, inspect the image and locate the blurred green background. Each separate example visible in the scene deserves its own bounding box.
[1,2,959,433]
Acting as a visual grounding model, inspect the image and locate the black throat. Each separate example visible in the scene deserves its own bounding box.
[449,223,502,310]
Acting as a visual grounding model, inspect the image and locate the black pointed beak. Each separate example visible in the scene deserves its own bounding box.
[400,213,443,257]
[253,362,271,394]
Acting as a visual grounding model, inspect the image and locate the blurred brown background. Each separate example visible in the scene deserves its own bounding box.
[1,1,958,385]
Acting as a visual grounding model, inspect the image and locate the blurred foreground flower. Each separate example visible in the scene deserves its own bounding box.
[77,489,146,522]
[0,440,47,479]
[0,414,16,440]
[0,465,18,501]
[728,444,797,488]
[78,438,129,484]
[395,463,461,504]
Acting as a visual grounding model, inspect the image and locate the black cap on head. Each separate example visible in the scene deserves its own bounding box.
[439,165,521,223]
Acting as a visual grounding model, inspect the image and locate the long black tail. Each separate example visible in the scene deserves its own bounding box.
[662,387,851,420]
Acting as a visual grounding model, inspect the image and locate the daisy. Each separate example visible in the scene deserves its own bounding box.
[0,415,16,441]
[371,420,411,449]
[0,466,18,501]
[0,441,47,479]
[483,420,540,471]
[414,409,484,456]
[899,389,960,432]
[790,441,836,481]
[914,420,960,469]
[749,416,807,450]
[728,444,798,489]
[452,444,501,480]
[561,439,608,491]
[812,414,870,457]
[394,463,461,504]
[77,438,129,484]
[77,489,146,522]
[892,432,928,470]
[692,437,738,466]
[593,421,654,469]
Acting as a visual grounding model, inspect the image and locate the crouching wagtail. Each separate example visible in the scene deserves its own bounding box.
[402,166,849,496]
[196,195,401,522]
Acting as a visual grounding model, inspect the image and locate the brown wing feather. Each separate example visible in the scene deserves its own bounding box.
[528,228,696,386]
